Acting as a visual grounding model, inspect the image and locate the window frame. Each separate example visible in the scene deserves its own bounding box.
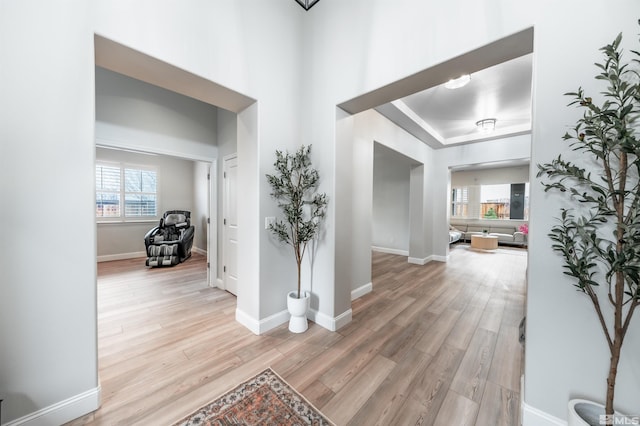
[96,161,159,223]
[451,186,469,218]
[450,183,529,221]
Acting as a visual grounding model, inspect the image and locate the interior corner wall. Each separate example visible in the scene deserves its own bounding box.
[95,66,218,160]
[372,145,414,253]
[345,109,432,296]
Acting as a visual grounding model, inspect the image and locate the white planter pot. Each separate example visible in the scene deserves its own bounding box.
[568,399,629,426]
[287,291,310,333]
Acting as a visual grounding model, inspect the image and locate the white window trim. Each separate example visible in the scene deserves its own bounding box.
[95,161,159,223]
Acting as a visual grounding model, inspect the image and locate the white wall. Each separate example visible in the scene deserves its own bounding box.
[96,147,196,258]
[524,7,640,421]
[451,165,529,186]
[372,144,417,253]
[95,66,218,160]
[0,1,97,423]
[342,109,432,298]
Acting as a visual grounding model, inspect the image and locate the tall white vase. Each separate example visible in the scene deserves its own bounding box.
[568,399,629,426]
[287,291,310,333]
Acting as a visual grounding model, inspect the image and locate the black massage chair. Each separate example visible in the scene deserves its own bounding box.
[144,210,195,267]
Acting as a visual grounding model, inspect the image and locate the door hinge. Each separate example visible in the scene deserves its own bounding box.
[224,218,227,225]
[207,262,210,268]
[207,173,210,180]
[224,171,227,179]
[207,217,210,224]
[223,265,226,273]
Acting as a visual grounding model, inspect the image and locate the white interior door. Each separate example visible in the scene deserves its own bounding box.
[223,155,238,296]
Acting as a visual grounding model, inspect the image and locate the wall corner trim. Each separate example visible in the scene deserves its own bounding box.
[308,308,352,331]
[5,386,101,426]
[408,256,432,265]
[235,308,288,335]
[351,282,373,301]
[521,401,566,426]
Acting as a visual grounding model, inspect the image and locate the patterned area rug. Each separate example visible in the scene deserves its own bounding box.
[172,368,335,426]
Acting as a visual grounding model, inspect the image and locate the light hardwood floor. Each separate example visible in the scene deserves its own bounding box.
[68,244,526,425]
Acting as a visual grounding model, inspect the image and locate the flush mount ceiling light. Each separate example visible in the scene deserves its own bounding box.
[295,0,320,10]
[444,74,471,89]
[476,118,497,132]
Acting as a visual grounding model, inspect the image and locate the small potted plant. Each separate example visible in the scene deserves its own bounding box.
[537,26,639,425]
[266,145,328,333]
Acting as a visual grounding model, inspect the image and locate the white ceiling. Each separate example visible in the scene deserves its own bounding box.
[376,53,533,149]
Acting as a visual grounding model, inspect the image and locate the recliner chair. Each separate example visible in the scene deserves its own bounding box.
[144,210,195,267]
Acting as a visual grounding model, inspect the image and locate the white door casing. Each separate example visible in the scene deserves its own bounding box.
[207,161,217,288]
[223,155,238,296]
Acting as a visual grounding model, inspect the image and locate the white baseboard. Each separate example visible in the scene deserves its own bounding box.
[5,386,101,426]
[351,282,372,301]
[308,308,352,331]
[216,278,224,289]
[371,246,409,256]
[522,401,566,426]
[235,307,289,335]
[334,309,353,330]
[97,251,146,262]
[408,256,432,265]
[236,306,353,335]
[192,247,207,256]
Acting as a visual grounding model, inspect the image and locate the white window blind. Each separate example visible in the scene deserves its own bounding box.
[96,165,121,217]
[96,163,157,219]
[451,187,469,218]
[124,168,157,217]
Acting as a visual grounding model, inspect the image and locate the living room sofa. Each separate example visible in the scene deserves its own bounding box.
[449,222,527,246]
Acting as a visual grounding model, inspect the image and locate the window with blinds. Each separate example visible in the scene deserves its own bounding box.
[96,163,157,219]
[451,187,469,218]
[125,168,157,217]
[96,164,121,218]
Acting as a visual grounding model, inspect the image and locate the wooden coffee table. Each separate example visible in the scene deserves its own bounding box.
[471,234,498,250]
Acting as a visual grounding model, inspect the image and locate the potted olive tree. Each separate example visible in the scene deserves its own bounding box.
[537,28,639,425]
[266,145,328,333]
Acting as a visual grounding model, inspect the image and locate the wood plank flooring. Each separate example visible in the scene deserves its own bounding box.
[67,244,526,425]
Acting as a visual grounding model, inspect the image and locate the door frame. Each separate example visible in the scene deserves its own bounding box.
[222,153,238,294]
[95,139,217,278]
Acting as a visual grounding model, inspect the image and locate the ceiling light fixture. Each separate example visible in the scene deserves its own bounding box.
[444,74,471,89]
[295,0,320,10]
[476,118,497,132]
